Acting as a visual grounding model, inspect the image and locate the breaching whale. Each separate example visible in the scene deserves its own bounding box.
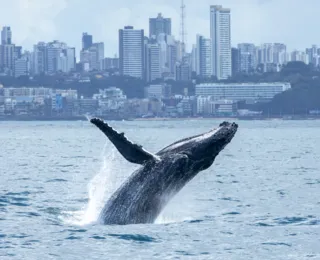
[90,118,238,225]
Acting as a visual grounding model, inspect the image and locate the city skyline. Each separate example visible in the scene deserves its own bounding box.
[0,0,319,56]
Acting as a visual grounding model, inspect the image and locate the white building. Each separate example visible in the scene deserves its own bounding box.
[146,43,161,82]
[166,43,178,76]
[14,57,28,77]
[63,47,76,72]
[46,41,67,74]
[290,51,309,64]
[53,89,78,99]
[196,35,212,78]
[119,26,144,79]
[210,5,232,80]
[191,44,197,72]
[197,96,237,115]
[145,84,163,99]
[93,87,127,112]
[197,96,212,114]
[195,82,291,102]
[238,43,256,73]
[93,87,127,100]
[4,87,53,98]
[80,49,98,71]
[157,33,168,72]
[32,42,47,75]
[80,42,104,71]
[92,42,104,62]
[145,84,171,99]
[32,41,76,75]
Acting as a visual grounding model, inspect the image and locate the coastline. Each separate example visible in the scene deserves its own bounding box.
[0,115,320,121]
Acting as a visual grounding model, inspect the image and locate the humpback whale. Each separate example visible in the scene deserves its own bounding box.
[90,118,238,225]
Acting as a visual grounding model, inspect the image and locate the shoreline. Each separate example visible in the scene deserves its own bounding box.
[0,116,320,121]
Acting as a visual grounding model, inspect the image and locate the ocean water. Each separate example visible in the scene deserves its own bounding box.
[0,119,319,260]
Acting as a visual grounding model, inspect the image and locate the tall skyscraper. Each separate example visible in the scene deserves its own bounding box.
[63,47,76,72]
[0,44,15,71]
[258,43,273,64]
[1,26,12,45]
[272,43,286,64]
[210,5,231,80]
[32,41,75,74]
[191,44,197,72]
[145,43,161,82]
[231,47,240,76]
[80,49,98,71]
[149,13,171,38]
[196,35,212,78]
[14,57,29,78]
[92,42,105,63]
[237,43,256,73]
[82,33,93,50]
[119,26,144,79]
[33,42,47,75]
[0,26,14,72]
[46,41,67,74]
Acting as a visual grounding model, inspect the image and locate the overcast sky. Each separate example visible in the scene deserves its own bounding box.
[0,0,317,56]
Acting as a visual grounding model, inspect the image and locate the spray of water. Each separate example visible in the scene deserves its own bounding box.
[63,142,119,226]
[80,144,116,225]
[155,189,194,224]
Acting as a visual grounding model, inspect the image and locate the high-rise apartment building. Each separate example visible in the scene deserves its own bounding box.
[91,42,105,69]
[101,57,119,70]
[14,46,22,60]
[272,43,286,64]
[149,13,171,38]
[196,35,212,78]
[0,44,15,70]
[0,26,14,72]
[145,43,161,82]
[191,44,197,72]
[231,48,240,76]
[258,43,273,64]
[46,41,67,74]
[237,43,256,73]
[80,49,98,71]
[33,42,47,75]
[14,57,29,78]
[63,47,76,72]
[210,5,231,80]
[82,33,93,50]
[32,41,75,74]
[1,26,12,45]
[119,26,144,79]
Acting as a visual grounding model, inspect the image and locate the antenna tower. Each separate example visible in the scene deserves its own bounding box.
[180,0,187,58]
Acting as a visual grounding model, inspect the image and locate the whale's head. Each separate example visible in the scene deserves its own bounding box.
[157,121,238,171]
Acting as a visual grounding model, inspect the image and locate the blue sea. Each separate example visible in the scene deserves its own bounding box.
[0,119,319,259]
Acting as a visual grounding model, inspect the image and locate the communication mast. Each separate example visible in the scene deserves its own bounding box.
[180,0,187,58]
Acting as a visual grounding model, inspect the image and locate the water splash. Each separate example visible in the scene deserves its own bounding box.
[84,114,92,121]
[63,142,119,226]
[155,190,194,224]
[155,213,193,225]
[81,145,117,225]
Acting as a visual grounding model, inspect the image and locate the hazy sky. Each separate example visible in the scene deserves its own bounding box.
[0,0,317,56]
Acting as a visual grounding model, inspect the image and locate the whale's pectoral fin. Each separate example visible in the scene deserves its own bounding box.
[90,118,159,165]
